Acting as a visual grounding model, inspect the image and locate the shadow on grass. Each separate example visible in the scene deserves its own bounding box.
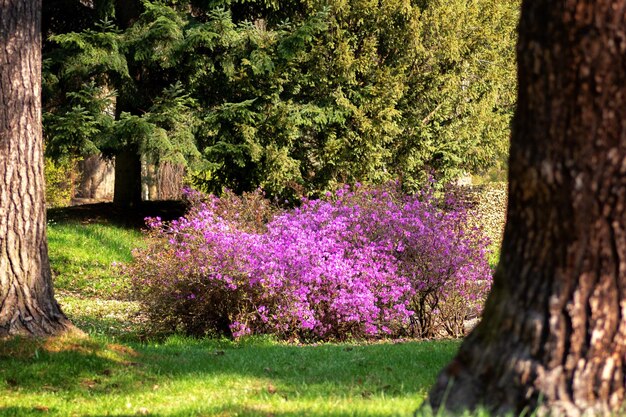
[0,335,458,416]
[139,337,458,396]
[1,335,457,393]
[47,201,187,229]
[0,335,146,394]
[0,407,54,417]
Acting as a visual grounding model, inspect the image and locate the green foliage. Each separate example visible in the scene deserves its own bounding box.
[141,82,202,164]
[43,8,202,169]
[43,0,518,202]
[44,158,76,208]
[191,0,518,197]
[395,0,518,188]
[44,82,115,157]
[47,18,128,81]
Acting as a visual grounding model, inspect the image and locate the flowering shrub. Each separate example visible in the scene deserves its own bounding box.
[128,183,492,340]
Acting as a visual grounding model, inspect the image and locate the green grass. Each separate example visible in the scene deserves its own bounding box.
[0,335,459,416]
[47,221,142,297]
[55,293,145,340]
[1,218,464,417]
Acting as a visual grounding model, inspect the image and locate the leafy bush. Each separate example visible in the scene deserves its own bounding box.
[128,184,491,341]
[45,157,76,208]
[467,182,508,252]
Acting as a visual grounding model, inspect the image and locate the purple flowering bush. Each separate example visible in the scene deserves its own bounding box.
[128,183,492,340]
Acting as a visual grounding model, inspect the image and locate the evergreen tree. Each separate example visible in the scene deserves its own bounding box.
[43,0,518,203]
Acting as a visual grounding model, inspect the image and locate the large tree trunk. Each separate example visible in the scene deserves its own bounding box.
[0,0,73,337]
[427,1,626,416]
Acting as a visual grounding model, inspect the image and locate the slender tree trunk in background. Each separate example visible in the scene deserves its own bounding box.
[156,162,185,200]
[427,1,626,416]
[0,0,73,337]
[111,0,146,208]
[113,146,143,208]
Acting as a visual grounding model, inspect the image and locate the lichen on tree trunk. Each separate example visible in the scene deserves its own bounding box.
[426,1,626,415]
[0,0,74,337]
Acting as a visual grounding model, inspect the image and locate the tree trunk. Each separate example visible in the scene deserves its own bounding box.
[427,1,626,415]
[111,1,145,208]
[113,146,143,208]
[0,0,73,337]
[156,161,185,200]
[76,155,115,200]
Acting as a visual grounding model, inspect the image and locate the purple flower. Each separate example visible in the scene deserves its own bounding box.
[128,183,492,340]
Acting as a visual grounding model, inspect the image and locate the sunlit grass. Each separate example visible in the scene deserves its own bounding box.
[55,293,144,340]
[47,221,142,297]
[0,216,473,416]
[0,334,460,416]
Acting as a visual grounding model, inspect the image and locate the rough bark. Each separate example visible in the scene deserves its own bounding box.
[76,155,115,201]
[0,0,73,337]
[156,162,185,200]
[427,1,626,415]
[113,146,142,208]
[142,160,185,201]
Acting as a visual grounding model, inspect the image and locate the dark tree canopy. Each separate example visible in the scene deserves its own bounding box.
[427,0,626,415]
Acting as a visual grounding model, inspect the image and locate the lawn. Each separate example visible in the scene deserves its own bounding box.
[1,205,462,417]
[0,335,459,416]
[47,221,141,298]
